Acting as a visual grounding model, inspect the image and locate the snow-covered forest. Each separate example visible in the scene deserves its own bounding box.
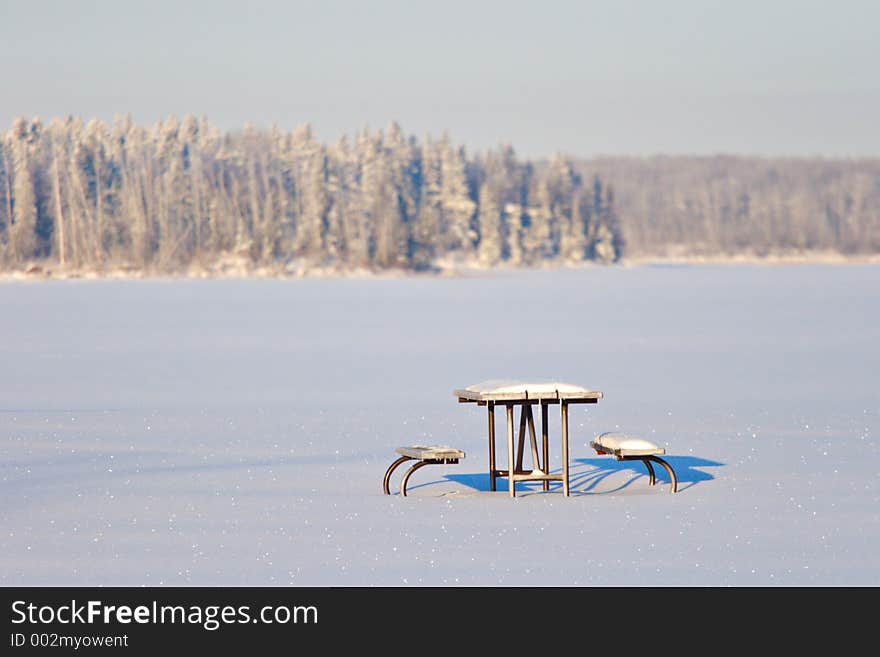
[589,154,880,258]
[0,115,877,275]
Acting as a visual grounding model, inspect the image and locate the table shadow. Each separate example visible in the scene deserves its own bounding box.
[439,455,723,495]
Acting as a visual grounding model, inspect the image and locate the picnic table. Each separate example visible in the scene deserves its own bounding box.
[454,380,603,497]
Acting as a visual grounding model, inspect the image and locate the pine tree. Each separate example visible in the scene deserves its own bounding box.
[324,136,347,265]
[84,119,110,264]
[521,181,552,263]
[439,135,476,259]
[476,182,502,265]
[0,138,12,262]
[9,118,38,263]
[559,189,586,262]
[385,122,418,266]
[504,203,524,266]
[289,124,326,262]
[588,176,621,263]
[120,121,153,268]
[362,130,389,267]
[180,114,205,262]
[604,183,625,261]
[411,138,442,269]
[548,155,584,262]
[48,119,68,266]
[297,145,328,261]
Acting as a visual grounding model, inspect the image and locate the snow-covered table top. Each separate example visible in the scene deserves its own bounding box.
[454,379,604,402]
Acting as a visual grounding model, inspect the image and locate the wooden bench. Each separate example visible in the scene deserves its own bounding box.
[382,445,466,497]
[590,432,678,493]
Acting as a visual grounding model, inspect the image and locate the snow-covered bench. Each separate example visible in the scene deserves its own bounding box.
[590,432,678,493]
[382,445,466,497]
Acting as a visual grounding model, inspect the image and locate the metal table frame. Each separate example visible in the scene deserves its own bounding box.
[455,388,603,497]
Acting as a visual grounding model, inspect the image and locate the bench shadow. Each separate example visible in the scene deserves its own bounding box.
[439,455,724,495]
[570,455,724,494]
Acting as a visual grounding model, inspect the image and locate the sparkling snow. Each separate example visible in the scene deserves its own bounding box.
[1,264,878,585]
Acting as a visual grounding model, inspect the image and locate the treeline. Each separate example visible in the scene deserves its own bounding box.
[0,116,877,276]
[581,155,880,257]
[0,116,622,274]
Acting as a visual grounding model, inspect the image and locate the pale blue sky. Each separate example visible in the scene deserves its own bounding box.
[1,0,878,157]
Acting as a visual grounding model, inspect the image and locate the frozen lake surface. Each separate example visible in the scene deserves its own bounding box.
[1,264,878,585]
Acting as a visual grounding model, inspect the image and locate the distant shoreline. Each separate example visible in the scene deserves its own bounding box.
[2,251,879,282]
[621,252,880,266]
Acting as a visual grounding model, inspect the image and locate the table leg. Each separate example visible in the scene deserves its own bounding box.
[541,402,549,492]
[488,402,496,492]
[561,401,570,496]
[515,405,527,473]
[506,404,516,498]
[526,405,541,473]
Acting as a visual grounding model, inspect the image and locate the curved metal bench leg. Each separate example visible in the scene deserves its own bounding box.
[645,455,677,493]
[383,456,412,494]
[642,458,656,486]
[400,460,433,497]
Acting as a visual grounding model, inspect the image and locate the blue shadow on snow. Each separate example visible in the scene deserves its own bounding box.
[435,454,723,495]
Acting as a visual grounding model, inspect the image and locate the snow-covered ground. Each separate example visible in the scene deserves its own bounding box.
[1,264,878,585]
